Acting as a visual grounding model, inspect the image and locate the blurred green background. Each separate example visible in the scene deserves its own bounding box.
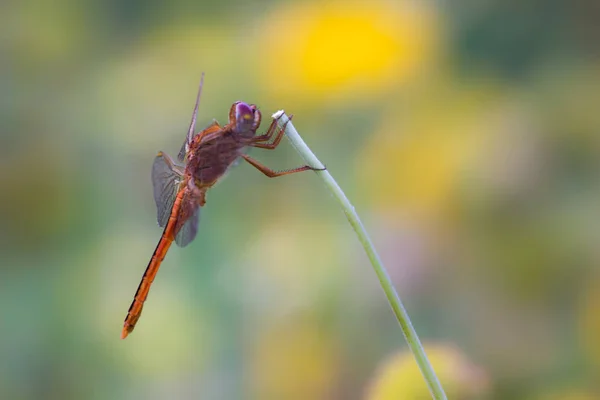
[2,0,600,398]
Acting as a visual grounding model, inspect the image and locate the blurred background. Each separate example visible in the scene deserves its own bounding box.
[2,0,600,398]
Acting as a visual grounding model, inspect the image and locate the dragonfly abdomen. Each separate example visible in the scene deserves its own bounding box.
[121,188,184,339]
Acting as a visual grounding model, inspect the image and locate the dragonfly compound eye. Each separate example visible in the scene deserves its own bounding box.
[235,102,255,132]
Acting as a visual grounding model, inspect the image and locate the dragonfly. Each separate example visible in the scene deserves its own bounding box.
[121,74,323,339]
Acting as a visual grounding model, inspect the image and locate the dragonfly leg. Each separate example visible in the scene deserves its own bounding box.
[241,153,323,177]
[250,114,294,147]
[157,151,185,176]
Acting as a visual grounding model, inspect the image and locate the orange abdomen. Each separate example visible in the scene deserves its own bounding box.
[121,189,185,339]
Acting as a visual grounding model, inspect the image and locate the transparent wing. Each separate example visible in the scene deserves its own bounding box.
[175,204,201,247]
[152,152,183,227]
[177,138,188,163]
[178,74,205,162]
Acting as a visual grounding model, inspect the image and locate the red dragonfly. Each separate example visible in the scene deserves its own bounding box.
[121,74,322,339]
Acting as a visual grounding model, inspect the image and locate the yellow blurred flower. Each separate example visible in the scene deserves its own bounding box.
[257,0,439,104]
[365,343,490,400]
[247,318,338,400]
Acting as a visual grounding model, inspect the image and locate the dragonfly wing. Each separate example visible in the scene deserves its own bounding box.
[152,152,183,227]
[177,139,188,163]
[174,198,201,247]
[178,74,205,162]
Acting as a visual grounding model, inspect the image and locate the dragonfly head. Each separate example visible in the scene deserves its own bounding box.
[231,101,260,135]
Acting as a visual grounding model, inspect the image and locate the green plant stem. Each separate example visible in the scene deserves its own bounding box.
[273,110,447,400]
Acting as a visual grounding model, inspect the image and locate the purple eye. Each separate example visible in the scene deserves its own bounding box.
[235,102,253,120]
[234,102,255,132]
